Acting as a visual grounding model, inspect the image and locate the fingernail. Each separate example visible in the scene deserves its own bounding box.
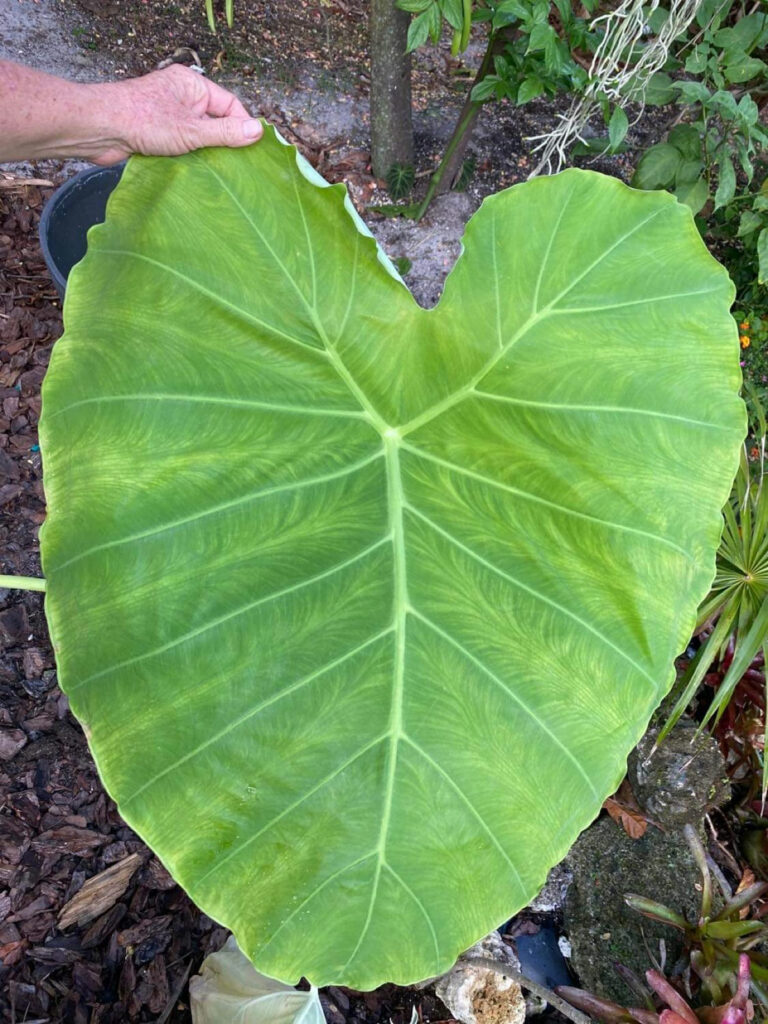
[242,119,262,140]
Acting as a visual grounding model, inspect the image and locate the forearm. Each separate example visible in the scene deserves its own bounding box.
[0,60,261,165]
[0,60,124,163]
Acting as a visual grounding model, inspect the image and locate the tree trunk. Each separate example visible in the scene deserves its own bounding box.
[370,0,414,179]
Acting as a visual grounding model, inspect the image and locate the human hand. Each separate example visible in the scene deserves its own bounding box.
[90,64,263,165]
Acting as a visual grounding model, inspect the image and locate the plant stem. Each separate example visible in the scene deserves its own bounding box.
[415,28,505,220]
[415,104,479,220]
[462,957,593,1024]
[0,574,46,592]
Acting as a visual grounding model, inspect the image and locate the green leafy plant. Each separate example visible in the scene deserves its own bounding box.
[398,0,602,215]
[633,0,768,217]
[465,0,595,105]
[39,127,743,988]
[399,0,473,54]
[660,391,768,782]
[631,89,767,219]
[386,162,416,199]
[628,3,768,384]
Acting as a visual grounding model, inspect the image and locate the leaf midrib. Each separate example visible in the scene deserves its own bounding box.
[340,433,407,973]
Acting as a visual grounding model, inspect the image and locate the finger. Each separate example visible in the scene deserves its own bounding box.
[201,76,251,119]
[183,114,263,151]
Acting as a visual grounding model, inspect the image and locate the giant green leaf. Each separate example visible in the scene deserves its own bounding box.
[40,127,744,989]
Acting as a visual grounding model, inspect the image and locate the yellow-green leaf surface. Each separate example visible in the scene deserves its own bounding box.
[40,127,744,989]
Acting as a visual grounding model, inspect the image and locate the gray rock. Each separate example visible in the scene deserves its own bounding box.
[628,719,730,828]
[528,862,572,916]
[565,817,706,1005]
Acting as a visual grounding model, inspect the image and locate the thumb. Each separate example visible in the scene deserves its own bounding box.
[184,115,263,151]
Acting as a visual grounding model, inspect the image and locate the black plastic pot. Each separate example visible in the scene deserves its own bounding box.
[515,927,572,989]
[39,162,125,299]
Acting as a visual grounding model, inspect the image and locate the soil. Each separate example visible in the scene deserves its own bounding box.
[0,0,715,1020]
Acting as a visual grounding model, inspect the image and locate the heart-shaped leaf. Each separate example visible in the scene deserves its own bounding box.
[39,126,744,989]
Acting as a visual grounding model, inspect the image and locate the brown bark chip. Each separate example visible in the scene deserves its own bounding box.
[58,853,143,930]
[0,728,27,761]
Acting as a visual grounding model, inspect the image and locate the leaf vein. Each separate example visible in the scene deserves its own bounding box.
[195,736,389,888]
[471,391,732,430]
[384,863,441,971]
[196,155,316,316]
[342,440,408,973]
[550,286,722,315]
[401,442,690,559]
[546,207,665,310]
[402,733,526,894]
[50,449,385,574]
[408,605,600,798]
[98,249,325,356]
[47,393,368,420]
[532,184,576,313]
[490,214,502,352]
[398,205,667,436]
[70,536,391,691]
[120,627,395,807]
[406,502,655,692]
[258,850,379,956]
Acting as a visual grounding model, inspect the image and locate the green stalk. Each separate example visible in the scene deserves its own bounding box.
[0,575,46,592]
[226,0,234,28]
[658,596,739,744]
[459,0,472,51]
[205,0,215,32]
[703,595,768,730]
[415,104,480,220]
[415,28,501,220]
